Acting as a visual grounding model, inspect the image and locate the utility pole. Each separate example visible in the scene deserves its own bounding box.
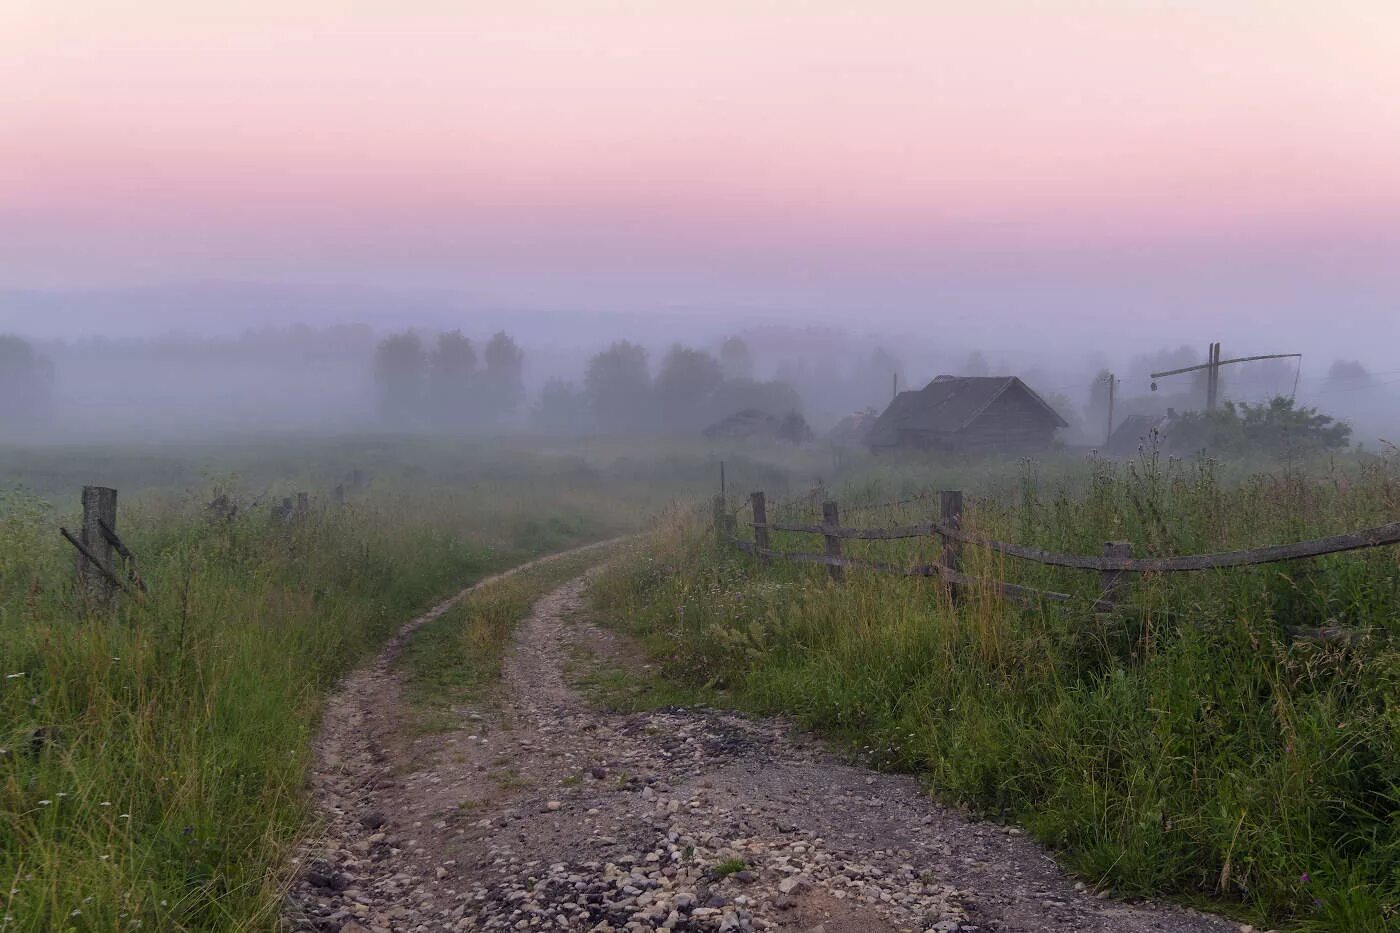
[892,372,898,402]
[1151,343,1300,412]
[1104,372,1117,447]
[1206,342,1220,411]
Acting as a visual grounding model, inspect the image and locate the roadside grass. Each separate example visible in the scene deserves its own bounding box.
[570,654,715,714]
[396,545,623,722]
[0,436,784,932]
[591,452,1400,932]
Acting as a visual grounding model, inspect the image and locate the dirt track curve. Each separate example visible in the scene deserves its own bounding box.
[282,550,1240,933]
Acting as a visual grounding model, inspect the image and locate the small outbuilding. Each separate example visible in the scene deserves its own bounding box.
[1105,411,1175,456]
[866,375,1067,455]
[826,407,880,448]
[703,408,813,444]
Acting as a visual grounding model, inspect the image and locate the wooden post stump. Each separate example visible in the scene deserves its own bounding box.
[822,500,844,583]
[751,491,770,568]
[1099,541,1133,612]
[76,485,118,608]
[939,490,963,599]
[713,494,726,543]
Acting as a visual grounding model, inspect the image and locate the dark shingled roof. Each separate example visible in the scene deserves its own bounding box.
[1106,413,1171,455]
[867,376,1068,447]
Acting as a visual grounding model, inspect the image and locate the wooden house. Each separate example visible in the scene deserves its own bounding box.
[866,375,1067,454]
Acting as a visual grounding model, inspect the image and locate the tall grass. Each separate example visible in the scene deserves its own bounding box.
[593,451,1400,931]
[0,437,761,931]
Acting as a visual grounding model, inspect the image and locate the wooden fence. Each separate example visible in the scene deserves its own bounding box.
[60,483,340,610]
[715,490,1400,625]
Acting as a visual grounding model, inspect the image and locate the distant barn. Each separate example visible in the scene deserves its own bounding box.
[866,376,1068,454]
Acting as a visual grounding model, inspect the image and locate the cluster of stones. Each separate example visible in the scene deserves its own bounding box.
[459,783,971,932]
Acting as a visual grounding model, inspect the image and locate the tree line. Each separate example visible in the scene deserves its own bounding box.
[0,336,54,435]
[373,330,525,427]
[533,337,805,436]
[373,331,806,436]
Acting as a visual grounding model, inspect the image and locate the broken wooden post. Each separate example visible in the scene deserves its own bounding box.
[822,499,844,583]
[939,490,963,598]
[75,485,118,607]
[751,491,770,568]
[1099,541,1133,612]
[713,494,726,543]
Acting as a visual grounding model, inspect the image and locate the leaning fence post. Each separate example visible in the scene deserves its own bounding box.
[713,494,726,543]
[822,500,844,583]
[75,485,119,607]
[751,491,770,568]
[939,490,963,598]
[1099,541,1133,612]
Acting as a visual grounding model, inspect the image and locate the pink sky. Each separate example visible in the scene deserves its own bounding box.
[4,1,1400,326]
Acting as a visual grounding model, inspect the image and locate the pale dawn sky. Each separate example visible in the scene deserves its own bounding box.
[4,1,1399,340]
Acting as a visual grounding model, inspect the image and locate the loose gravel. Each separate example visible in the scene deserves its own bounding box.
[282,562,1241,933]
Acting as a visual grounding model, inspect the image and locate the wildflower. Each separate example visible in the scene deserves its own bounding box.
[4,673,22,679]
[1300,872,1311,884]
[70,910,81,917]
[119,813,131,819]
[100,801,112,807]
[37,800,51,806]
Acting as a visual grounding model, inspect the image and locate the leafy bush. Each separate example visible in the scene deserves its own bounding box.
[1170,396,1351,457]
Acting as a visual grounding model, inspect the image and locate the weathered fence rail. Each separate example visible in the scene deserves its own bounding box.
[756,518,1400,570]
[717,489,1400,622]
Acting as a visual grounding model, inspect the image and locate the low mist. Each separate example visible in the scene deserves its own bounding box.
[3,286,1396,453]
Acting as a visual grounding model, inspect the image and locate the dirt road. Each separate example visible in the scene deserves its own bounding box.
[282,560,1239,933]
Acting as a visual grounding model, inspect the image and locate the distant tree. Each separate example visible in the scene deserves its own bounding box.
[655,345,723,431]
[531,379,593,435]
[719,336,754,381]
[707,378,803,423]
[1327,359,1372,385]
[1169,396,1350,457]
[1084,368,1114,434]
[0,335,54,432]
[428,330,476,426]
[481,331,525,421]
[373,331,426,423]
[860,347,903,406]
[776,411,814,443]
[1043,391,1082,438]
[963,350,990,377]
[585,341,652,433]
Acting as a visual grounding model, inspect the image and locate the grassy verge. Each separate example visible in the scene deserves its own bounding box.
[0,437,771,931]
[396,544,624,726]
[592,455,1400,932]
